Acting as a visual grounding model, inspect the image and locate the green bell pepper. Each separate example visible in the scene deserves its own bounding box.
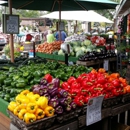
[0,75,7,84]
[16,82,26,88]
[3,94,10,102]
[4,78,12,86]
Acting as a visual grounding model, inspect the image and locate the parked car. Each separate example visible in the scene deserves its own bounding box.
[0,37,7,51]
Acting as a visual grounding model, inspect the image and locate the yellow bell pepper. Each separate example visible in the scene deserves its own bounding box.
[35,108,45,120]
[18,109,27,120]
[24,112,36,124]
[37,96,48,109]
[19,103,27,109]
[44,106,55,117]
[26,103,38,113]
[8,101,17,112]
[13,106,21,116]
[20,90,30,96]
[16,94,28,104]
[30,94,40,103]
[26,92,34,99]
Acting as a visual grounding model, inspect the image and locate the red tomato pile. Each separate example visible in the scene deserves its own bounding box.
[61,68,130,107]
[90,36,106,46]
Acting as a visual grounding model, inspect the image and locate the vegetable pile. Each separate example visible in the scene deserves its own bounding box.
[32,74,77,115]
[61,68,130,106]
[36,41,63,54]
[0,60,91,102]
[8,90,55,124]
[7,67,130,124]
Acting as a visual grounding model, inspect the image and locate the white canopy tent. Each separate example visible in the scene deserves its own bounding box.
[41,10,113,23]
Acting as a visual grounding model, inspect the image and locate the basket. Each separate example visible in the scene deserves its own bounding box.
[7,109,56,130]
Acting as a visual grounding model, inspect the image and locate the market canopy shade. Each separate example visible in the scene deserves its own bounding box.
[41,10,113,23]
[1,0,118,11]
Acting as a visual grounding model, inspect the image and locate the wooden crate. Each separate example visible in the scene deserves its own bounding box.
[7,110,56,130]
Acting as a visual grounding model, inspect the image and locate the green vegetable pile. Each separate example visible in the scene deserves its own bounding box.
[0,60,92,102]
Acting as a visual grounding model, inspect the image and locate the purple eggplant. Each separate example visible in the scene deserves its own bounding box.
[70,102,77,109]
[58,98,68,106]
[33,87,40,94]
[65,104,72,112]
[55,105,64,114]
[52,78,60,88]
[40,78,48,85]
[31,84,40,91]
[49,98,59,108]
[48,87,58,97]
[43,93,51,101]
[59,89,68,98]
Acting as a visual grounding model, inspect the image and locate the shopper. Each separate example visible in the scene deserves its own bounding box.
[55,30,67,41]
[47,30,55,43]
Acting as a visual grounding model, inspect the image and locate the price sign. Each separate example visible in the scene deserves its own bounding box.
[2,14,19,34]
[86,96,104,126]
[103,60,109,71]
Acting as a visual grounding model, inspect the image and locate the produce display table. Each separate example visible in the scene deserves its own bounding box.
[8,94,130,130]
[76,57,117,71]
[36,52,78,63]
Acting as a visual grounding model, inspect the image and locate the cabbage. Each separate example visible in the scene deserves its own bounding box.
[76,50,84,58]
[74,47,81,52]
[70,51,75,56]
[58,49,64,56]
[83,39,91,46]
[85,48,92,53]
[87,44,96,50]
[80,46,86,52]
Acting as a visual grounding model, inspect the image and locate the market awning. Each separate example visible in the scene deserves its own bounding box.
[41,10,113,23]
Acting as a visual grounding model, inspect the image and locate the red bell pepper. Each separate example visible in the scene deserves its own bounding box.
[111,79,120,88]
[74,95,85,106]
[70,88,80,98]
[112,88,120,96]
[97,73,107,84]
[67,76,76,85]
[44,74,53,83]
[80,87,88,96]
[104,82,114,91]
[71,81,80,89]
[81,80,93,88]
[61,82,70,91]
[77,73,89,83]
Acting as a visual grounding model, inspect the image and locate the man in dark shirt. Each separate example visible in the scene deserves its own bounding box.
[55,31,67,41]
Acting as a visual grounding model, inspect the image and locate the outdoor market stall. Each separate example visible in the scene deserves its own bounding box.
[0,0,123,130]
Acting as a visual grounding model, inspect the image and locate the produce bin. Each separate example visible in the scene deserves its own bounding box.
[0,98,9,117]
[7,110,56,130]
[36,52,78,62]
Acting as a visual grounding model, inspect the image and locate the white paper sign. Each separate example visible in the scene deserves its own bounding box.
[86,96,104,126]
[103,60,109,71]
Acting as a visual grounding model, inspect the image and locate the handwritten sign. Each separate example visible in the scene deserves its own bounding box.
[3,14,19,34]
[86,96,104,126]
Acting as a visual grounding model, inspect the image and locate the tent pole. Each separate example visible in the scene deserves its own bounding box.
[8,0,14,63]
[58,0,61,41]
